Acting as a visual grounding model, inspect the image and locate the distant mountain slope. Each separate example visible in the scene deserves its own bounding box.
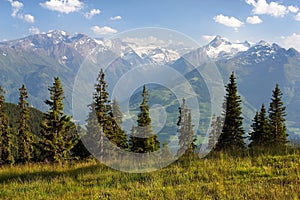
[5,102,43,136]
[203,35,251,60]
[0,32,299,138]
[183,38,300,136]
[0,30,182,113]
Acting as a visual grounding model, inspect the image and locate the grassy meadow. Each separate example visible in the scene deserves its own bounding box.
[1,151,300,200]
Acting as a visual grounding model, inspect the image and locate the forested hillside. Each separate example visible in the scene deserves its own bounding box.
[5,102,43,137]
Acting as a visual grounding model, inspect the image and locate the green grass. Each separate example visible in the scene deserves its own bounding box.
[1,153,300,200]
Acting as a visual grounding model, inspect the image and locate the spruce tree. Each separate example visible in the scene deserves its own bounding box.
[17,84,33,163]
[176,98,196,158]
[249,104,271,149]
[249,111,260,148]
[260,105,272,146]
[207,114,223,150]
[94,69,110,130]
[94,69,128,149]
[268,84,288,148]
[130,85,160,153]
[0,86,14,165]
[215,72,246,152]
[187,111,197,153]
[84,102,103,158]
[108,102,128,149]
[39,77,78,162]
[112,98,123,125]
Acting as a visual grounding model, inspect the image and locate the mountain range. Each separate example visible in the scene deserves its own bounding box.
[0,30,299,139]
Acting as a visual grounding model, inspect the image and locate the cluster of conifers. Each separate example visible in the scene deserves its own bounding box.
[0,69,290,166]
[208,72,289,154]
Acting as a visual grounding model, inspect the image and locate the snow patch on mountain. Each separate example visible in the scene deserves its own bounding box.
[204,35,251,59]
[3,31,299,68]
[120,36,190,64]
[132,46,180,64]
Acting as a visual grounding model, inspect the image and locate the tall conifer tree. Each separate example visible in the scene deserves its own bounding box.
[249,104,271,149]
[129,85,160,153]
[249,111,260,148]
[0,86,14,165]
[268,84,288,148]
[215,72,246,152]
[94,69,127,149]
[84,102,103,157]
[207,114,223,150]
[176,98,196,158]
[17,84,33,163]
[39,77,78,162]
[112,98,123,125]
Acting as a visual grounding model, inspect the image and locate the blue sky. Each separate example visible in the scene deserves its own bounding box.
[0,0,299,50]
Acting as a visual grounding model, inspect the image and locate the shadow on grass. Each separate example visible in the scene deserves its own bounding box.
[1,148,299,185]
[0,163,107,184]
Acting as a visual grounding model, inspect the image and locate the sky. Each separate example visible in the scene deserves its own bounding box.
[0,0,299,50]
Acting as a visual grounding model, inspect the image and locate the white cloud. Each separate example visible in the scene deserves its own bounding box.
[288,5,299,13]
[246,16,263,24]
[8,0,23,17]
[84,9,101,19]
[282,33,300,51]
[201,35,216,42]
[110,15,122,21]
[29,26,40,34]
[91,26,117,35]
[8,0,35,23]
[245,0,288,17]
[21,14,35,23]
[295,13,300,21]
[40,0,83,14]
[213,14,244,31]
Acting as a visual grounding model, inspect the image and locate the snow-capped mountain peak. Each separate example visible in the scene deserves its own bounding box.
[204,36,250,59]
[208,35,231,48]
[43,30,72,44]
[130,47,179,64]
[2,31,298,68]
[256,40,271,47]
[47,30,70,37]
